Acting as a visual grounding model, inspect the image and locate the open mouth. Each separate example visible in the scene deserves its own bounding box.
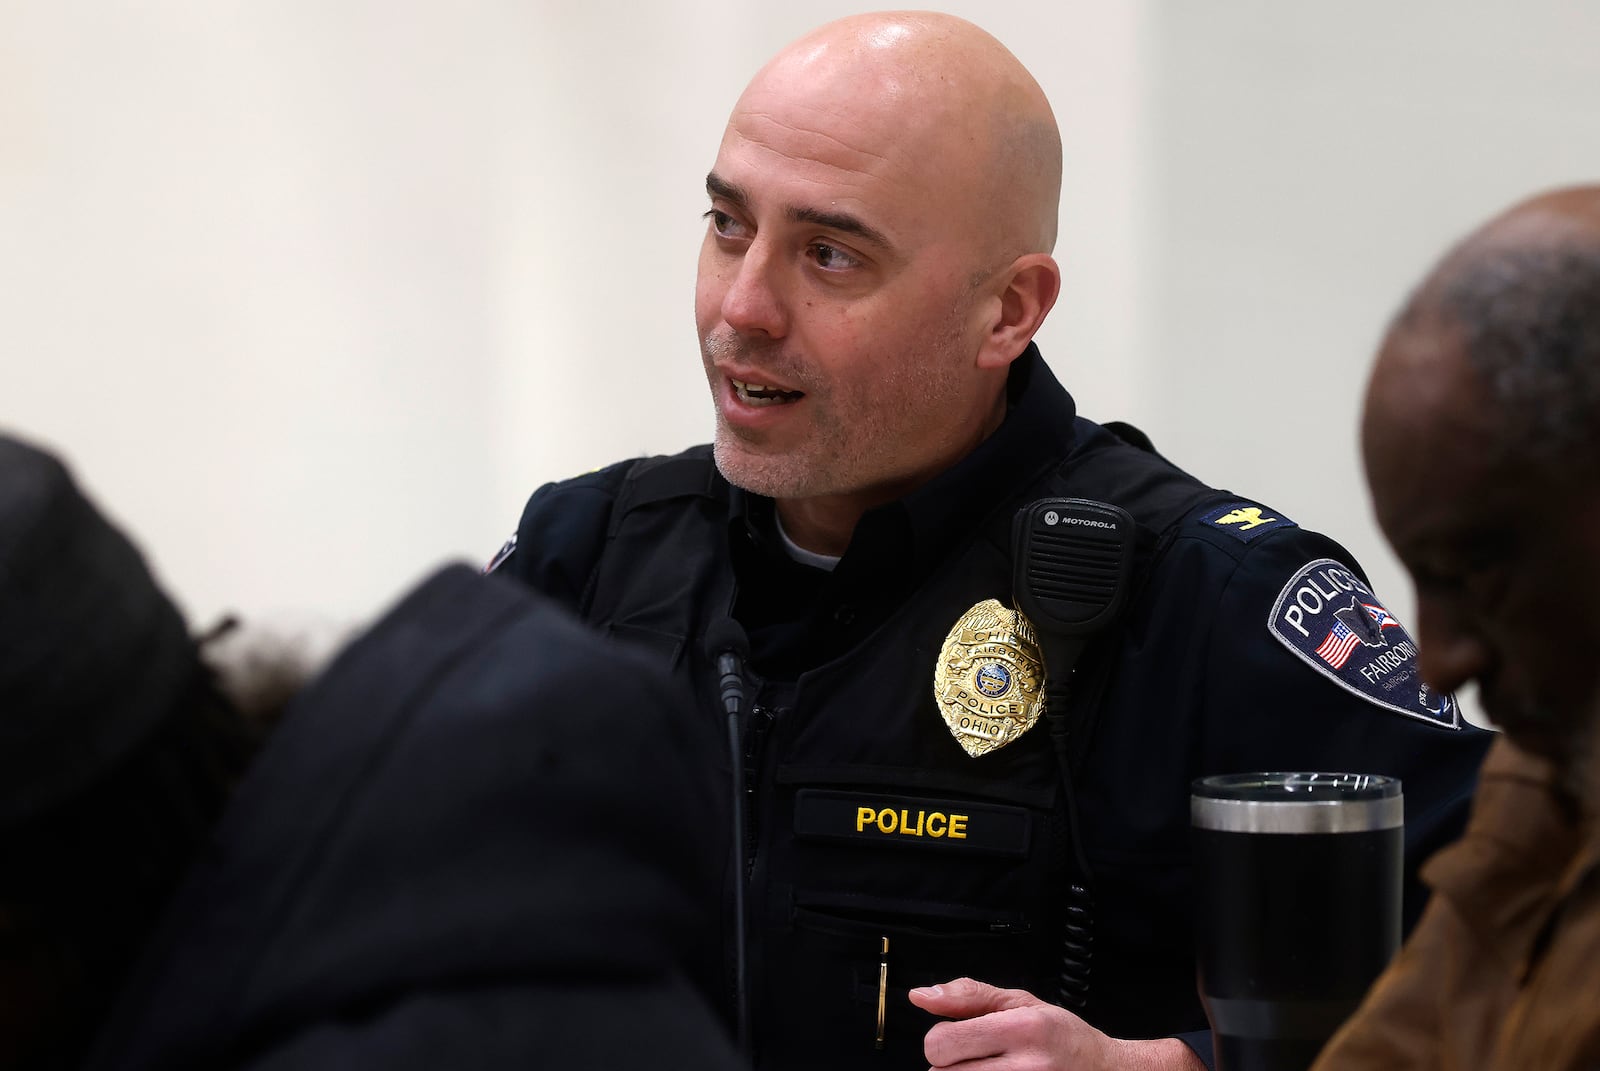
[732,378,805,407]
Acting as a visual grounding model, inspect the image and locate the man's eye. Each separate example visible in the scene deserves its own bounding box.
[704,209,748,240]
[809,241,861,272]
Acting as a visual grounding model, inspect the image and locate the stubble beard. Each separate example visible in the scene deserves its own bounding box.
[702,313,973,502]
[704,330,830,498]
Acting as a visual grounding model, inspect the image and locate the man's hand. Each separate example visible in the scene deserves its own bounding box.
[909,978,1205,1071]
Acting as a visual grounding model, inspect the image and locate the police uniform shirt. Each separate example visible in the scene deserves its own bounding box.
[495,345,1491,1071]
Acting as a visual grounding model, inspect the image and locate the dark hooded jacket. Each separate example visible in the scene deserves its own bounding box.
[88,565,742,1071]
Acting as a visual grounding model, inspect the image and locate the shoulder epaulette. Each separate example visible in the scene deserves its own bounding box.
[1191,498,1298,544]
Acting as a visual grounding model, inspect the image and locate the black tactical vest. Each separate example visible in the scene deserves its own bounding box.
[577,425,1224,1070]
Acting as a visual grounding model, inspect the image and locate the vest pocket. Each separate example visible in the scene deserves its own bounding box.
[793,889,1033,938]
[601,621,685,665]
[752,777,1060,1067]
[758,892,1046,1066]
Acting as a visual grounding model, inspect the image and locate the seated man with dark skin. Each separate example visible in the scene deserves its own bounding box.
[1312,187,1600,1069]
[491,11,1492,1070]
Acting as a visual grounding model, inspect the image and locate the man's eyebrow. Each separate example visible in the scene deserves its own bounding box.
[789,205,891,250]
[705,171,892,250]
[706,172,748,208]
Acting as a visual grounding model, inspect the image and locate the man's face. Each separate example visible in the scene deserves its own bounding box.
[694,67,1003,504]
[1364,323,1600,758]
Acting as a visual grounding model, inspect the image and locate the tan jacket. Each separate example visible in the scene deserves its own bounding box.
[1311,737,1600,1070]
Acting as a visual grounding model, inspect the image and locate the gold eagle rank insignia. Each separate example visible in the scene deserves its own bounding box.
[934,599,1046,758]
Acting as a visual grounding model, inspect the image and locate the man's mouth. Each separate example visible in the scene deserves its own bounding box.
[731,378,805,407]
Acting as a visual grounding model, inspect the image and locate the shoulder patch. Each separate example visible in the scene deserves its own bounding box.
[1200,501,1297,543]
[483,533,517,574]
[1268,558,1460,729]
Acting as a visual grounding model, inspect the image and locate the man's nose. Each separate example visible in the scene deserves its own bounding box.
[1414,596,1491,696]
[720,241,788,339]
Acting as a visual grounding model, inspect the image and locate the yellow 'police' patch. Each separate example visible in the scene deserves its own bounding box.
[792,790,1032,857]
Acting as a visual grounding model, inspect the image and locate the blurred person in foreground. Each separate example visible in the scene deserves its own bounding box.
[0,434,259,1069]
[85,560,743,1071]
[1312,186,1600,1069]
[491,11,1490,1070]
[2,432,739,1070]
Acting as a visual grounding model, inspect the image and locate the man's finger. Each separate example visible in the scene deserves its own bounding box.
[908,977,1044,1019]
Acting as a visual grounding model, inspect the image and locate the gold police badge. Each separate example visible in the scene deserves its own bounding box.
[933,599,1046,758]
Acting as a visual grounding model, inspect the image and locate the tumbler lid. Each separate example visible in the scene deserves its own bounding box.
[1191,773,1402,834]
[1194,772,1399,801]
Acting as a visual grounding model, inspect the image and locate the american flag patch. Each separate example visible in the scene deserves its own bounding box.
[1315,620,1363,669]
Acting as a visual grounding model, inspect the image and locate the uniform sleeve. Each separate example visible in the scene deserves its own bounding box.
[1191,524,1492,930]
[488,461,636,613]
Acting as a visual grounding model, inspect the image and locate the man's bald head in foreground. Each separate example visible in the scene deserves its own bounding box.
[1363,185,1600,793]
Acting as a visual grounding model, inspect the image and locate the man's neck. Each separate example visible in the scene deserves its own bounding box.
[773,493,879,558]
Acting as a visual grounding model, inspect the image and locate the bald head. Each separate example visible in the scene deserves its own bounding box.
[735,12,1062,260]
[696,14,1065,546]
[1375,185,1600,473]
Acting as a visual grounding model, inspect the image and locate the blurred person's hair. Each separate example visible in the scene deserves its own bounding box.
[0,435,260,1069]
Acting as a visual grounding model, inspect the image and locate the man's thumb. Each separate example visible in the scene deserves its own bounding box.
[908,977,1042,1019]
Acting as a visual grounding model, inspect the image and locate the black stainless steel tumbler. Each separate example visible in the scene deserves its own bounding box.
[1191,773,1402,1071]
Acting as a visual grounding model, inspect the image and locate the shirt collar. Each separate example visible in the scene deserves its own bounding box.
[851,343,1078,577]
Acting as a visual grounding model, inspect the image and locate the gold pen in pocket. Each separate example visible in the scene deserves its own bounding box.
[875,936,890,1049]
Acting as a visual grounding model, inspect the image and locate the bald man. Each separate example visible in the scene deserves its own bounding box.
[1312,188,1600,1069]
[494,13,1488,1071]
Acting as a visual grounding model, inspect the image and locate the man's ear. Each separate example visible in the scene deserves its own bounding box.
[976,254,1061,370]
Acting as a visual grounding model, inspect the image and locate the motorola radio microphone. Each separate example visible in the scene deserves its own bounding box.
[1011,497,1135,1012]
[1012,498,1134,661]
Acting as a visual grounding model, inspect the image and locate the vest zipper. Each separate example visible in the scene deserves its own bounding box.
[743,703,778,879]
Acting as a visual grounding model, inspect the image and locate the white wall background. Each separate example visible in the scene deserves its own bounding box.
[4,3,1598,694]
